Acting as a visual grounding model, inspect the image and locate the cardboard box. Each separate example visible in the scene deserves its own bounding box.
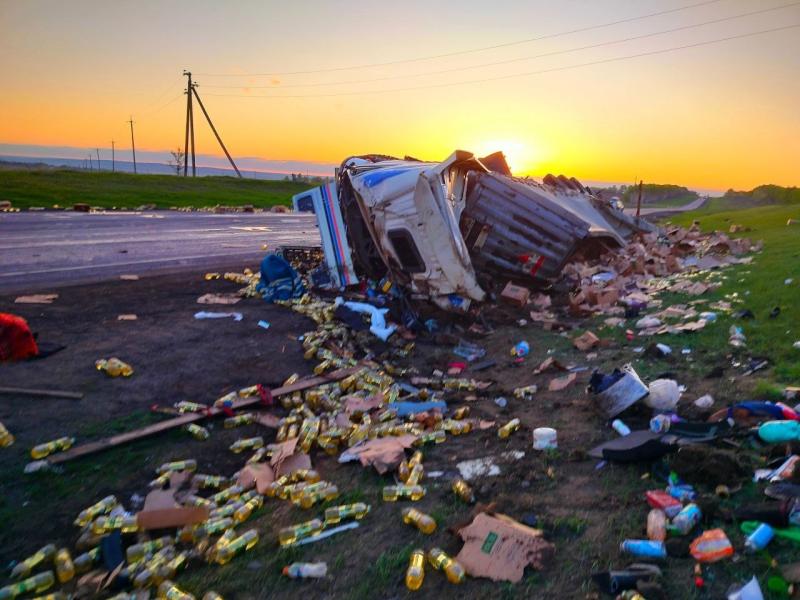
[500,282,530,308]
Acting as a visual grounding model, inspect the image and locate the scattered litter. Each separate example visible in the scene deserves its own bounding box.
[95,357,133,377]
[457,457,501,480]
[295,522,359,546]
[283,562,327,578]
[194,311,243,321]
[645,379,680,412]
[196,293,241,305]
[453,340,486,362]
[694,394,715,409]
[336,298,396,341]
[590,365,648,417]
[548,373,576,392]
[455,513,554,582]
[573,331,599,351]
[14,294,58,304]
[119,274,139,281]
[532,427,557,450]
[494,397,508,408]
[257,320,271,330]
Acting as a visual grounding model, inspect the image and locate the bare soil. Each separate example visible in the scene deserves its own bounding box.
[0,269,779,599]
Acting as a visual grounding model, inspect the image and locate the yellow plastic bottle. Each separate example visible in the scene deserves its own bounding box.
[406,464,424,486]
[453,407,470,420]
[193,474,229,489]
[174,401,208,413]
[210,501,243,520]
[201,593,223,600]
[0,571,55,598]
[382,484,425,502]
[73,547,100,574]
[498,418,521,439]
[74,495,117,526]
[323,502,370,525]
[405,549,426,591]
[427,548,465,584]
[126,536,173,564]
[157,552,188,582]
[229,437,264,454]
[215,530,259,565]
[91,514,138,535]
[149,473,171,489]
[30,437,74,459]
[452,479,475,504]
[211,484,243,505]
[0,421,14,447]
[223,413,254,429]
[157,580,195,600]
[397,460,410,483]
[95,357,134,377]
[157,459,197,474]
[401,508,437,534]
[290,469,321,483]
[278,519,323,546]
[11,544,56,579]
[413,430,445,446]
[204,517,234,536]
[233,495,263,524]
[54,548,75,583]
[408,450,423,469]
[185,424,210,441]
[297,485,338,509]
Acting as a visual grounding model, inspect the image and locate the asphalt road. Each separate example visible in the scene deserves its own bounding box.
[0,211,320,294]
[624,196,707,217]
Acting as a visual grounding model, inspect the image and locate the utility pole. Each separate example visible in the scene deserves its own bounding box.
[636,180,643,218]
[191,84,242,178]
[89,153,93,171]
[96,148,101,172]
[128,117,137,174]
[183,70,196,176]
[111,140,115,172]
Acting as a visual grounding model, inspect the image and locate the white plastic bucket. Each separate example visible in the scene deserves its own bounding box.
[533,427,558,450]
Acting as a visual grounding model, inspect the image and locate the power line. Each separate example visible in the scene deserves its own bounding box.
[200,23,799,99]
[195,0,729,77]
[200,1,800,90]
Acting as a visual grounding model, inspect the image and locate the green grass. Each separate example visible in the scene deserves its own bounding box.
[0,168,312,209]
[668,204,800,382]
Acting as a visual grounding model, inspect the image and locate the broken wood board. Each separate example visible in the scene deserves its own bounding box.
[0,386,84,400]
[47,367,360,465]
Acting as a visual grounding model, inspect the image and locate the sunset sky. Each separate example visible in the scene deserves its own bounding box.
[1,0,798,190]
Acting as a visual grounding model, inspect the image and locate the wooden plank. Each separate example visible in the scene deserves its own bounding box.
[0,386,84,400]
[47,367,358,464]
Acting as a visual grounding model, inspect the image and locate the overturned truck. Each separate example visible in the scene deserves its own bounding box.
[293,151,655,311]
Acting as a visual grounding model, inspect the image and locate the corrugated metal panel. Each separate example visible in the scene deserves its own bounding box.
[461,173,593,281]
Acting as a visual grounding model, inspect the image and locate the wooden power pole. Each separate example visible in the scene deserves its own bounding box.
[128,117,137,174]
[636,180,643,218]
[183,70,196,176]
[96,148,101,172]
[111,140,115,172]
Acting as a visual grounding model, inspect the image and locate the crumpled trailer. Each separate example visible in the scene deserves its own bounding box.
[297,150,655,309]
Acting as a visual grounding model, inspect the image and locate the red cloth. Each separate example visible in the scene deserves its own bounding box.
[0,313,38,360]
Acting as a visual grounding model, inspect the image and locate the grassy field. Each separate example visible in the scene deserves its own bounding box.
[0,168,312,209]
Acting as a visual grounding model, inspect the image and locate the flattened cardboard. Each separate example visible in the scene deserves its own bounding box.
[456,512,554,582]
[533,357,567,376]
[548,373,577,392]
[15,293,58,304]
[238,463,275,494]
[346,435,417,474]
[254,412,281,429]
[573,331,600,351]
[196,293,241,305]
[136,505,209,530]
[275,452,312,478]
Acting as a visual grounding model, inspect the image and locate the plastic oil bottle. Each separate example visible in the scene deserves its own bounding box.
[74,494,117,527]
[126,537,173,564]
[406,464,424,486]
[157,459,197,474]
[498,418,521,439]
[397,460,410,483]
[413,431,445,446]
[401,508,437,534]
[290,469,321,483]
[95,357,133,377]
[405,549,426,591]
[157,580,195,600]
[30,436,74,459]
[0,421,14,447]
[452,479,475,504]
[211,484,243,505]
[54,548,75,583]
[383,484,425,502]
[175,401,208,413]
[11,544,56,578]
[0,571,55,598]
[297,485,338,509]
[201,592,223,600]
[229,437,263,454]
[428,548,465,584]
[91,514,138,535]
[193,474,228,490]
[185,424,210,441]
[223,414,254,429]
[408,450,423,469]
[233,495,263,524]
[323,503,370,526]
[73,547,100,575]
[278,519,323,546]
[215,530,259,565]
